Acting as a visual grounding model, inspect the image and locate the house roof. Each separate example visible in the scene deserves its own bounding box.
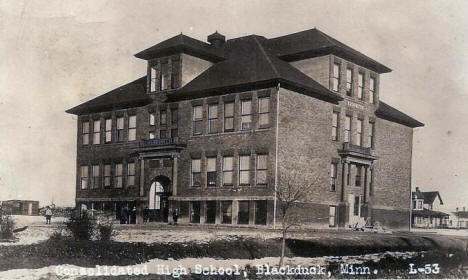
[375,101,424,128]
[169,35,343,103]
[412,189,443,205]
[266,28,391,73]
[66,76,152,115]
[413,209,449,218]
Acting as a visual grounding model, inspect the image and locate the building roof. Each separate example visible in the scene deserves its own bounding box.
[169,35,343,103]
[134,33,224,62]
[412,189,443,205]
[375,101,424,128]
[454,211,468,219]
[66,76,152,115]
[413,209,449,218]
[266,28,391,73]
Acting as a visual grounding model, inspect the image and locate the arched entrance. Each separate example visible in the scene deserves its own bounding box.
[148,176,170,222]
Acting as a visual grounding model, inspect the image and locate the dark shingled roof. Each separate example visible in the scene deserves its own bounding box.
[412,189,443,205]
[169,35,343,103]
[267,28,391,73]
[134,34,224,62]
[376,101,424,128]
[66,76,152,115]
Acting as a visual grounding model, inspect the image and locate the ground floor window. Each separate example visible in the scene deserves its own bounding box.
[221,201,232,224]
[254,200,267,225]
[205,201,216,224]
[190,201,201,223]
[329,206,336,227]
[238,201,250,225]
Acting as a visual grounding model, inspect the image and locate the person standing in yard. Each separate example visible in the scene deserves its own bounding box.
[45,207,52,224]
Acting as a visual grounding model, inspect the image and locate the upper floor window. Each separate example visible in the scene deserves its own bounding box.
[258,97,270,128]
[192,106,203,135]
[224,102,234,132]
[356,119,363,146]
[150,67,157,92]
[149,113,155,126]
[149,132,155,139]
[358,73,364,100]
[369,77,376,103]
[91,164,99,189]
[208,104,218,134]
[330,163,337,192]
[82,121,89,145]
[240,99,252,130]
[239,155,250,185]
[80,165,88,189]
[127,162,135,186]
[346,68,353,96]
[332,112,339,141]
[115,163,123,188]
[256,154,268,186]
[128,115,136,141]
[93,120,100,145]
[191,159,201,187]
[368,122,375,148]
[222,156,233,186]
[332,63,340,92]
[206,157,217,187]
[105,118,112,143]
[116,117,124,142]
[344,116,351,143]
[104,164,111,189]
[171,108,178,125]
[417,200,423,209]
[160,110,167,125]
[160,63,169,91]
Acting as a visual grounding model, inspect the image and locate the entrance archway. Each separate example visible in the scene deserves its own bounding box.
[148,176,171,222]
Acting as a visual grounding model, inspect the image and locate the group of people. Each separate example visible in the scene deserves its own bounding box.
[142,206,178,225]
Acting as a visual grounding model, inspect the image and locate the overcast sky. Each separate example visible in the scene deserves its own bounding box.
[1,0,467,211]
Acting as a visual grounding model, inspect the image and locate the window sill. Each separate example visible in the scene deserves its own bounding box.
[190,128,272,139]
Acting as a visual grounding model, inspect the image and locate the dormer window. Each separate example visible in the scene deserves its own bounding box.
[149,59,177,92]
[160,63,169,91]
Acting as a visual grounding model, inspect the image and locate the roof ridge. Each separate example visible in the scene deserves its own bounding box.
[253,36,280,78]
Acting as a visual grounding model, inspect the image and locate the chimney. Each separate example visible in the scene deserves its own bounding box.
[456,207,459,212]
[207,31,226,48]
[415,187,419,192]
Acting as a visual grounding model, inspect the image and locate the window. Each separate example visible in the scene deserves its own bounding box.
[160,63,169,91]
[221,201,232,224]
[127,162,135,186]
[258,97,270,128]
[256,154,268,186]
[128,115,136,141]
[239,155,250,185]
[412,200,416,209]
[222,156,233,186]
[346,68,353,96]
[330,163,337,192]
[171,108,178,125]
[224,102,234,132]
[93,120,100,145]
[347,163,351,185]
[189,201,201,223]
[104,164,111,189]
[192,106,203,135]
[80,165,88,189]
[160,110,167,125]
[149,113,155,126]
[116,117,124,142]
[171,60,179,89]
[208,104,218,134]
[358,72,364,100]
[160,129,167,139]
[356,119,363,146]
[205,201,216,224]
[240,100,252,130]
[82,121,89,145]
[369,168,373,196]
[149,132,155,139]
[191,159,201,187]
[105,118,112,143]
[115,163,123,188]
[354,195,360,216]
[171,128,178,138]
[418,200,423,210]
[206,157,217,187]
[368,122,374,148]
[369,77,376,103]
[355,165,362,187]
[254,200,267,225]
[238,201,250,225]
[329,206,336,227]
[332,63,340,91]
[332,112,339,141]
[344,116,351,143]
[150,67,157,92]
[91,165,99,189]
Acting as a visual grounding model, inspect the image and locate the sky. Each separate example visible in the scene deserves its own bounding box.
[0,0,467,212]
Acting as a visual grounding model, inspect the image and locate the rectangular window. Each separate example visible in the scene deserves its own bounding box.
[355,165,362,187]
[127,162,135,186]
[369,77,376,103]
[256,154,268,186]
[205,201,216,224]
[418,200,422,210]
[171,108,178,125]
[258,97,270,128]
[116,117,124,142]
[330,163,337,192]
[346,68,353,96]
[115,163,123,188]
[238,201,250,225]
[357,119,363,146]
[192,106,203,135]
[160,63,169,91]
[80,165,88,189]
[128,115,136,141]
[150,67,157,92]
[149,132,155,139]
[149,113,155,126]
[240,99,252,130]
[171,128,178,139]
[358,72,364,100]
[206,157,217,187]
[329,206,336,227]
[189,201,201,223]
[191,159,201,187]
[221,201,232,224]
[160,110,167,125]
[332,63,340,92]
[224,102,234,132]
[222,156,233,186]
[82,121,89,145]
[93,120,100,145]
[368,122,374,148]
[332,112,339,141]
[369,168,373,196]
[104,164,111,188]
[254,200,267,225]
[344,116,351,143]
[354,195,360,216]
[239,155,250,185]
[160,129,167,139]
[92,164,99,189]
[105,118,112,143]
[208,104,218,134]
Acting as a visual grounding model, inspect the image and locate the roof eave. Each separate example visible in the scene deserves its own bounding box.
[134,45,224,62]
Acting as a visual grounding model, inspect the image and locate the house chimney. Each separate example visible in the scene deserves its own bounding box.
[415,187,419,192]
[207,31,226,48]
